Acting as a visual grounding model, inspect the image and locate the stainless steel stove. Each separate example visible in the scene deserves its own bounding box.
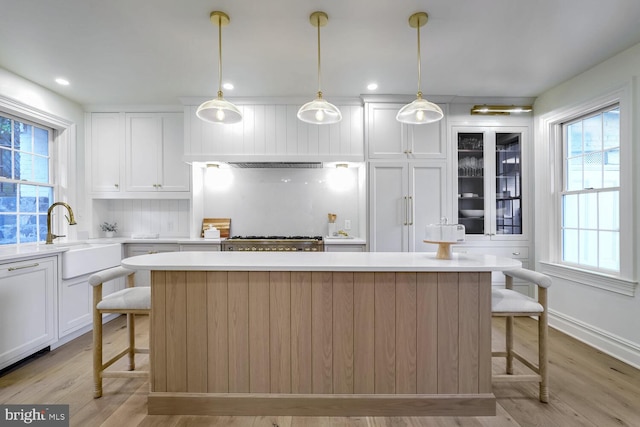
[222,236,324,252]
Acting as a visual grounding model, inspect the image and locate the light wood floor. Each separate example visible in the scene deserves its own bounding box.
[1,315,639,427]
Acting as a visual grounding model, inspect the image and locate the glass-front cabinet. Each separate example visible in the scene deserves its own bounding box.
[455,127,527,240]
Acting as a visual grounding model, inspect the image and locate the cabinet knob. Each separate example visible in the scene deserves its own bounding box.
[114,184,119,188]
[403,149,413,154]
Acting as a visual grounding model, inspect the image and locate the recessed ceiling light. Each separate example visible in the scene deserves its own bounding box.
[222,82,234,90]
[367,83,378,91]
[55,78,70,86]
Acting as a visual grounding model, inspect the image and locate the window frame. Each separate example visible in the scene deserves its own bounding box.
[0,93,75,247]
[560,104,620,273]
[538,84,636,296]
[0,111,55,244]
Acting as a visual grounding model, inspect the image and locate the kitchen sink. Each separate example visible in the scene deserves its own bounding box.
[57,242,122,279]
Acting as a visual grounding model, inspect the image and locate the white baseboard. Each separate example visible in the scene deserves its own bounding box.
[549,309,640,369]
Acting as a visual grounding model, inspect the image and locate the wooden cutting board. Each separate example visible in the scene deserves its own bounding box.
[201,218,231,238]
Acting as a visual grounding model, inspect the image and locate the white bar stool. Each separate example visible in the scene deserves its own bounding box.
[492,268,552,403]
[89,266,150,398]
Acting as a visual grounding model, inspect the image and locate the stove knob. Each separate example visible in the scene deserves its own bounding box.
[251,247,257,251]
[278,247,284,251]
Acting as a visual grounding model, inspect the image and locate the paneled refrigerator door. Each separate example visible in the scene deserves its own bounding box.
[408,162,448,252]
[369,162,410,251]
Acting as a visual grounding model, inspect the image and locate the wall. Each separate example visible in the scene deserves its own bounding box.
[199,165,364,238]
[0,66,85,239]
[92,199,190,238]
[533,42,640,367]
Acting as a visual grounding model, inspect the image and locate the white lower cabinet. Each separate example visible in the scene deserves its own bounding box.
[0,256,57,370]
[58,274,124,339]
[179,244,221,252]
[125,244,180,286]
[324,244,366,252]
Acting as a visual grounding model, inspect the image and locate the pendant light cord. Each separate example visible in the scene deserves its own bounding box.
[217,14,223,97]
[416,22,422,98]
[317,14,322,98]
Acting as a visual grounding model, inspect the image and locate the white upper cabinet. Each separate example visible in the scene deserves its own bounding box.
[453,126,530,241]
[366,103,446,159]
[183,103,364,162]
[125,112,190,193]
[89,112,123,193]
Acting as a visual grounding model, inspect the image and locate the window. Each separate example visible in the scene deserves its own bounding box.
[0,113,53,244]
[561,105,619,272]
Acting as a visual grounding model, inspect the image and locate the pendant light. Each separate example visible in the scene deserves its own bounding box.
[396,12,443,125]
[297,11,342,125]
[196,11,242,125]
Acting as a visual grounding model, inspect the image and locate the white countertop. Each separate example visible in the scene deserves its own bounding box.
[122,251,520,272]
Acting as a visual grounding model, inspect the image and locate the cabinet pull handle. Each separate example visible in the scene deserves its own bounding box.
[403,196,408,226]
[408,196,414,225]
[512,252,520,255]
[8,262,40,272]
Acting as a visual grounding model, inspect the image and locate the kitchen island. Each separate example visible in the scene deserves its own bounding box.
[121,251,520,417]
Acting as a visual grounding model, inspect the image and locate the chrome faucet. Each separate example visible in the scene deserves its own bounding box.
[46,202,77,244]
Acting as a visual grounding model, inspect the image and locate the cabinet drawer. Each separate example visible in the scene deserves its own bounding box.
[453,245,529,259]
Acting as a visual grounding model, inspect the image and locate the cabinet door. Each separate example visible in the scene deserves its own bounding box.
[90,113,123,193]
[367,102,446,159]
[455,127,528,241]
[159,113,190,192]
[456,131,488,238]
[406,114,446,158]
[0,257,56,370]
[59,275,125,338]
[409,162,448,252]
[369,162,409,251]
[126,113,161,192]
[367,104,407,159]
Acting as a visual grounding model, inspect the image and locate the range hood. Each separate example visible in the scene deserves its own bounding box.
[228,162,323,169]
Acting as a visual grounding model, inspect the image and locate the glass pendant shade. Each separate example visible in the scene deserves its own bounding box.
[197,93,242,124]
[198,11,242,125]
[298,11,342,125]
[297,94,342,124]
[396,94,444,124]
[397,12,443,125]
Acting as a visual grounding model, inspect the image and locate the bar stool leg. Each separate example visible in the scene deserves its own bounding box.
[539,288,549,403]
[506,315,514,374]
[127,313,135,371]
[92,285,103,398]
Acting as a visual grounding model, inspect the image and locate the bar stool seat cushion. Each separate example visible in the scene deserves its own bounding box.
[96,287,150,310]
[492,288,543,313]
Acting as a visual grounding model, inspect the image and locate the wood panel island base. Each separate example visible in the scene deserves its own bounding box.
[121,252,521,417]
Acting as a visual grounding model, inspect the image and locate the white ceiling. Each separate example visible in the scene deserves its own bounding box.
[2,0,640,107]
